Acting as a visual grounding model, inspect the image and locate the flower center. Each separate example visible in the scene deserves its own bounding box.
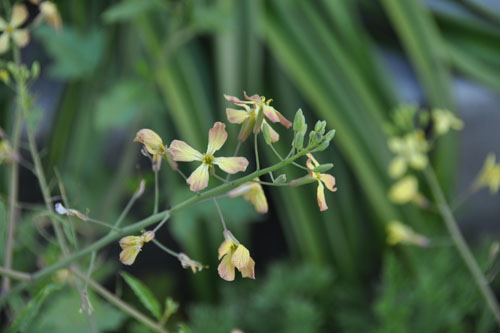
[312,171,321,180]
[202,153,214,166]
[6,25,14,36]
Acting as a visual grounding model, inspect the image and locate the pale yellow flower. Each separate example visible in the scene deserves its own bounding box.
[387,130,429,178]
[432,109,463,135]
[388,175,424,205]
[39,2,62,31]
[178,253,204,273]
[225,92,291,142]
[227,178,268,214]
[134,129,177,171]
[218,230,255,281]
[387,221,429,247]
[119,231,155,265]
[0,4,30,54]
[476,153,500,194]
[168,122,249,192]
[290,153,337,211]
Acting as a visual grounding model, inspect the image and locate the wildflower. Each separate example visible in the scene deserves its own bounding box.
[168,122,249,192]
[476,153,500,194]
[0,4,30,54]
[54,202,88,221]
[432,109,463,135]
[0,139,14,164]
[178,253,205,273]
[388,175,425,206]
[290,153,337,211]
[119,231,155,265]
[218,230,255,281]
[39,2,62,31]
[134,129,177,171]
[225,92,291,142]
[227,178,268,213]
[387,130,429,178]
[387,221,429,247]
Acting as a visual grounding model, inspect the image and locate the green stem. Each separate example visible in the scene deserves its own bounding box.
[152,239,179,258]
[0,144,315,304]
[270,143,308,170]
[254,133,260,170]
[2,108,23,293]
[424,167,500,325]
[212,198,227,231]
[0,267,32,282]
[154,170,159,215]
[70,269,169,333]
[250,180,290,187]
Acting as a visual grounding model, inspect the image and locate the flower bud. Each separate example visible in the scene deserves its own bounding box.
[253,106,265,134]
[314,120,326,134]
[274,174,287,184]
[293,109,305,132]
[324,129,336,142]
[142,231,155,242]
[262,120,272,145]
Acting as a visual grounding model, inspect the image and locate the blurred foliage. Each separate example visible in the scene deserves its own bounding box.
[2,0,500,331]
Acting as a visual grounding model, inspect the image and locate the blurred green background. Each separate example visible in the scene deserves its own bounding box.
[2,0,500,331]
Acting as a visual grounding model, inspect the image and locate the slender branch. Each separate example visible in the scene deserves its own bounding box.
[424,167,500,325]
[0,143,316,304]
[254,134,260,170]
[152,213,170,233]
[270,143,308,171]
[70,269,169,333]
[154,170,159,215]
[250,179,290,187]
[213,198,227,231]
[0,267,32,282]
[151,239,179,258]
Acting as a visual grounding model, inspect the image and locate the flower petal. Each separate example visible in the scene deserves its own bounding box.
[227,183,253,198]
[231,244,250,271]
[218,254,235,281]
[10,4,28,28]
[388,156,407,179]
[119,246,141,265]
[226,108,250,124]
[0,17,7,30]
[262,120,280,143]
[262,104,280,123]
[306,153,319,170]
[317,181,328,211]
[0,32,9,54]
[168,140,202,162]
[187,163,210,192]
[240,257,255,279]
[214,157,248,174]
[12,29,29,48]
[207,122,228,154]
[218,239,234,260]
[320,173,337,192]
[224,94,251,104]
[246,186,268,214]
[134,129,165,155]
[276,111,292,128]
[119,236,144,249]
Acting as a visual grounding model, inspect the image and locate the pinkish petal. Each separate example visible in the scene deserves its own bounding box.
[218,254,235,281]
[187,164,210,192]
[317,181,328,211]
[218,239,234,260]
[214,157,248,174]
[168,140,202,162]
[320,174,337,192]
[226,108,250,124]
[262,120,280,143]
[306,153,319,170]
[240,257,255,279]
[262,104,280,123]
[276,111,292,128]
[207,122,228,154]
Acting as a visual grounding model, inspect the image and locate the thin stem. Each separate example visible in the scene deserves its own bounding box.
[424,167,500,325]
[213,198,227,231]
[2,109,23,293]
[270,143,308,171]
[175,168,188,181]
[154,170,159,215]
[250,179,290,187]
[268,171,275,182]
[0,267,32,282]
[86,218,121,231]
[254,133,260,170]
[152,213,170,233]
[212,172,230,184]
[70,269,169,333]
[114,183,144,230]
[0,144,316,304]
[83,251,96,293]
[151,239,179,258]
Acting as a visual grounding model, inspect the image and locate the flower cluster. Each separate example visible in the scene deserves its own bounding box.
[218,230,255,281]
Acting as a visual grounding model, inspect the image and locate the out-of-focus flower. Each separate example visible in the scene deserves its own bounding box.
[0,139,14,164]
[225,92,291,142]
[387,221,429,247]
[39,2,62,31]
[178,253,204,273]
[432,109,463,136]
[218,230,255,281]
[476,153,500,194]
[119,231,155,265]
[387,130,429,178]
[227,178,268,214]
[134,129,177,171]
[0,4,30,54]
[388,175,425,206]
[290,153,337,211]
[168,122,249,192]
[54,202,88,221]
[0,69,9,84]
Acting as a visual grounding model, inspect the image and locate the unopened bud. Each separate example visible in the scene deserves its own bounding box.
[314,120,326,134]
[324,129,336,142]
[293,109,305,132]
[238,117,255,142]
[274,174,287,184]
[262,121,272,145]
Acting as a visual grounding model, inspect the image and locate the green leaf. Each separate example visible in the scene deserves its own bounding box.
[102,0,161,23]
[8,284,61,333]
[34,26,104,79]
[121,272,162,320]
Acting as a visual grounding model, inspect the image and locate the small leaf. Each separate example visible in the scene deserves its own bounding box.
[121,272,162,320]
[8,284,61,333]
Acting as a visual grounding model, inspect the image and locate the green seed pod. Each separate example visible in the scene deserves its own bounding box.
[262,121,272,145]
[293,131,304,150]
[312,163,333,173]
[290,175,316,187]
[253,106,265,134]
[238,118,256,142]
